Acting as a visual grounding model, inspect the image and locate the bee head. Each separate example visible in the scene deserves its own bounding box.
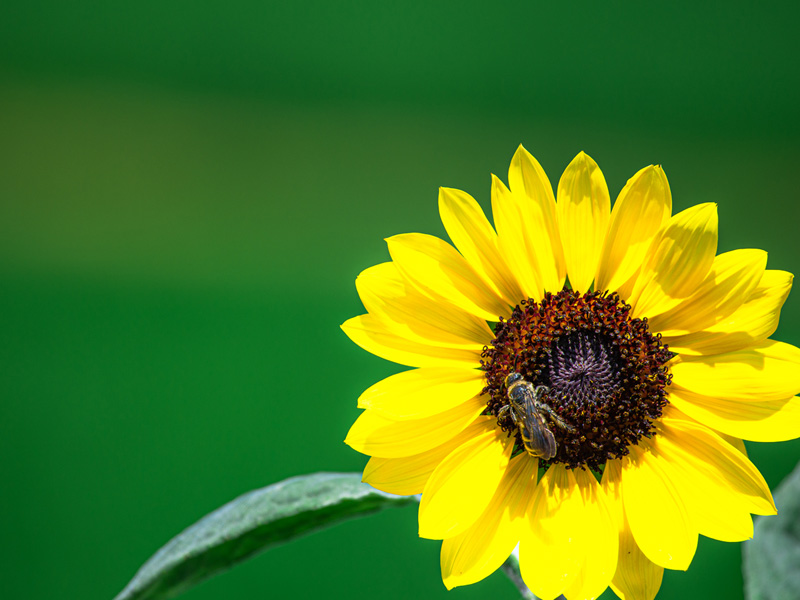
[504,371,523,389]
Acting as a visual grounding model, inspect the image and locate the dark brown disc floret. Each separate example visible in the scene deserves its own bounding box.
[481,290,674,470]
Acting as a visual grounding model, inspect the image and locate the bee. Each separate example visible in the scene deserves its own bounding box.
[498,372,574,460]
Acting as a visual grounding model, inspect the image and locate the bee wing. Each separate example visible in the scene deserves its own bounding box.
[522,411,557,460]
[516,384,557,460]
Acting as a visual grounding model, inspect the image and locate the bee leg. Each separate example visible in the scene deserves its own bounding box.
[497,404,517,424]
[532,385,550,400]
[536,402,575,432]
[496,405,520,441]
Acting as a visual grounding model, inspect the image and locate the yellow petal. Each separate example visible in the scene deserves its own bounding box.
[621,440,697,570]
[603,460,664,600]
[519,466,580,599]
[441,453,538,589]
[491,174,543,300]
[629,203,718,318]
[438,187,525,306]
[345,394,486,458]
[341,314,482,369]
[363,417,494,495]
[519,465,610,600]
[595,165,672,295]
[653,424,755,542]
[419,423,513,539]
[614,268,643,305]
[387,233,510,321]
[671,340,800,402]
[556,152,610,293]
[648,249,767,335]
[661,404,750,455]
[357,367,485,419]
[357,262,494,346]
[657,416,775,524]
[662,270,793,356]
[560,467,618,600]
[506,145,566,295]
[602,459,625,527]
[668,386,800,442]
[720,433,748,456]
[609,524,665,600]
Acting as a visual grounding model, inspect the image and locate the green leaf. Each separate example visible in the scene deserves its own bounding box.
[114,472,417,600]
[743,461,800,600]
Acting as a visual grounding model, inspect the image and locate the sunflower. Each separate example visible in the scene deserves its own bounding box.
[341,146,800,600]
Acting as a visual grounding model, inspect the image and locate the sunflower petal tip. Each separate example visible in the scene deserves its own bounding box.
[339,317,359,333]
[438,187,459,203]
[343,428,359,449]
[639,163,657,176]
[418,520,445,540]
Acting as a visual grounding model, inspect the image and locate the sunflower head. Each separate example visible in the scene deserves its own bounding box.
[482,289,674,470]
[343,145,798,600]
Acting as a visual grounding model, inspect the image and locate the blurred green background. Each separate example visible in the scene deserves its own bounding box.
[1,2,799,599]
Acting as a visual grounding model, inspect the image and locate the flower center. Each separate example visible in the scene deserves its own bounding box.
[481,290,673,470]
